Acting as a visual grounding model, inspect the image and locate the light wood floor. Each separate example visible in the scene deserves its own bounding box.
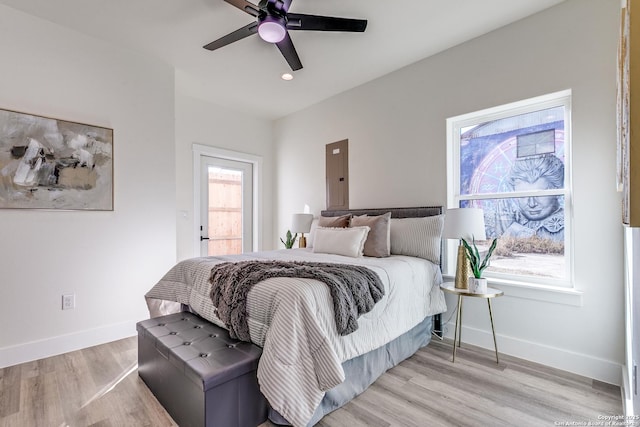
[0,336,622,427]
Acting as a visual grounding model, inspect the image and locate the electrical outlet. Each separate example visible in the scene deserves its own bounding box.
[62,294,75,310]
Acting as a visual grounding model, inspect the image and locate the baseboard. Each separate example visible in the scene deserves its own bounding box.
[443,321,622,386]
[0,320,138,369]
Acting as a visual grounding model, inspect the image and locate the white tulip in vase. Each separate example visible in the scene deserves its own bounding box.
[461,236,498,294]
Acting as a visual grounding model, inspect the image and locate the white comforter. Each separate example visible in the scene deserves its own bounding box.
[145,249,446,427]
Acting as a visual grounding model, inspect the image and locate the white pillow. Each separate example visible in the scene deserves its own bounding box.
[390,215,444,264]
[312,226,370,257]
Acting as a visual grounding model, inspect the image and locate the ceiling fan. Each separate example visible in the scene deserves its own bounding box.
[203,0,368,71]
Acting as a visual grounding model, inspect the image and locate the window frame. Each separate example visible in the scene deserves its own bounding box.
[446,90,574,289]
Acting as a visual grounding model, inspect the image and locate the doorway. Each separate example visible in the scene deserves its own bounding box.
[199,156,253,256]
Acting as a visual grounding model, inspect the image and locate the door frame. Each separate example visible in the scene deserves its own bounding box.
[199,156,253,256]
[192,144,262,256]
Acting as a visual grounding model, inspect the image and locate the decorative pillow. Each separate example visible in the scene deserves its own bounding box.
[318,214,351,228]
[390,215,445,264]
[350,212,392,257]
[312,226,370,257]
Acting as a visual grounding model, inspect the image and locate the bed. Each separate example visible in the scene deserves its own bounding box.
[144,206,447,427]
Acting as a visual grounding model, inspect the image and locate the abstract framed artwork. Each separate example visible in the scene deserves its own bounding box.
[0,108,113,210]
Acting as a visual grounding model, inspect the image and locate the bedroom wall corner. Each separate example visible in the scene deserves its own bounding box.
[0,5,176,367]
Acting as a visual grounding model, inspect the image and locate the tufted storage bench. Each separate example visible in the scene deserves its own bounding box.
[137,312,268,427]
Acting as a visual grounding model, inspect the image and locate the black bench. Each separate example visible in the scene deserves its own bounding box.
[137,312,268,427]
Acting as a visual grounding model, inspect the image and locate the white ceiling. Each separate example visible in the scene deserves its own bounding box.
[0,0,565,120]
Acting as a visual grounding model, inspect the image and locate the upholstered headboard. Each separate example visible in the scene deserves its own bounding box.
[320,206,442,219]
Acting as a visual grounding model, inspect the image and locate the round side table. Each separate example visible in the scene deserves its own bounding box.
[440,282,504,364]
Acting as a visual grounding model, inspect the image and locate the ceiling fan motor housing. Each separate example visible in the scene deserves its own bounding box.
[258,14,287,43]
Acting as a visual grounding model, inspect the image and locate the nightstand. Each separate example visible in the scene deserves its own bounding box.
[440,282,504,364]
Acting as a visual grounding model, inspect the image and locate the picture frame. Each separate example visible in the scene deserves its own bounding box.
[0,108,113,210]
[617,1,630,196]
[618,0,639,226]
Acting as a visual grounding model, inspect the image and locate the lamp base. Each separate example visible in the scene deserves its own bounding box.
[299,235,307,248]
[454,244,469,289]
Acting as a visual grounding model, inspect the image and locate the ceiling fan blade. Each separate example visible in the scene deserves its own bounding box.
[276,32,302,71]
[223,0,260,17]
[203,22,258,51]
[286,13,367,32]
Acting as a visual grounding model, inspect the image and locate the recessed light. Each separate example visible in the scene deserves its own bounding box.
[281,73,293,81]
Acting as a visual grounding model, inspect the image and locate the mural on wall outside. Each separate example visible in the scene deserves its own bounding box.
[458,107,566,279]
[0,108,113,210]
[459,107,566,243]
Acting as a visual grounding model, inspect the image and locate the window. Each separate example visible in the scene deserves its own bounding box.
[446,90,572,288]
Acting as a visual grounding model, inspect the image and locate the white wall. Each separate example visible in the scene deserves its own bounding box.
[0,5,177,367]
[274,0,623,384]
[174,94,275,261]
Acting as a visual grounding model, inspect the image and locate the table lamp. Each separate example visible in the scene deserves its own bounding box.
[443,208,487,289]
[291,213,314,248]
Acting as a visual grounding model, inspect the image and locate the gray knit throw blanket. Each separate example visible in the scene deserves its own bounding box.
[209,260,385,341]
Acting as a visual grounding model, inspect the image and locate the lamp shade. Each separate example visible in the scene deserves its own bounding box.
[442,208,487,241]
[291,213,314,234]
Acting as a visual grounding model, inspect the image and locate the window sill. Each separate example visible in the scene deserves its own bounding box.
[442,275,583,306]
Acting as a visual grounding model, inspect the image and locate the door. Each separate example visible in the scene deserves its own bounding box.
[200,156,253,256]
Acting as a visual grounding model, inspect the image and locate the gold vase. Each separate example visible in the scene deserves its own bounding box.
[454,243,469,289]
